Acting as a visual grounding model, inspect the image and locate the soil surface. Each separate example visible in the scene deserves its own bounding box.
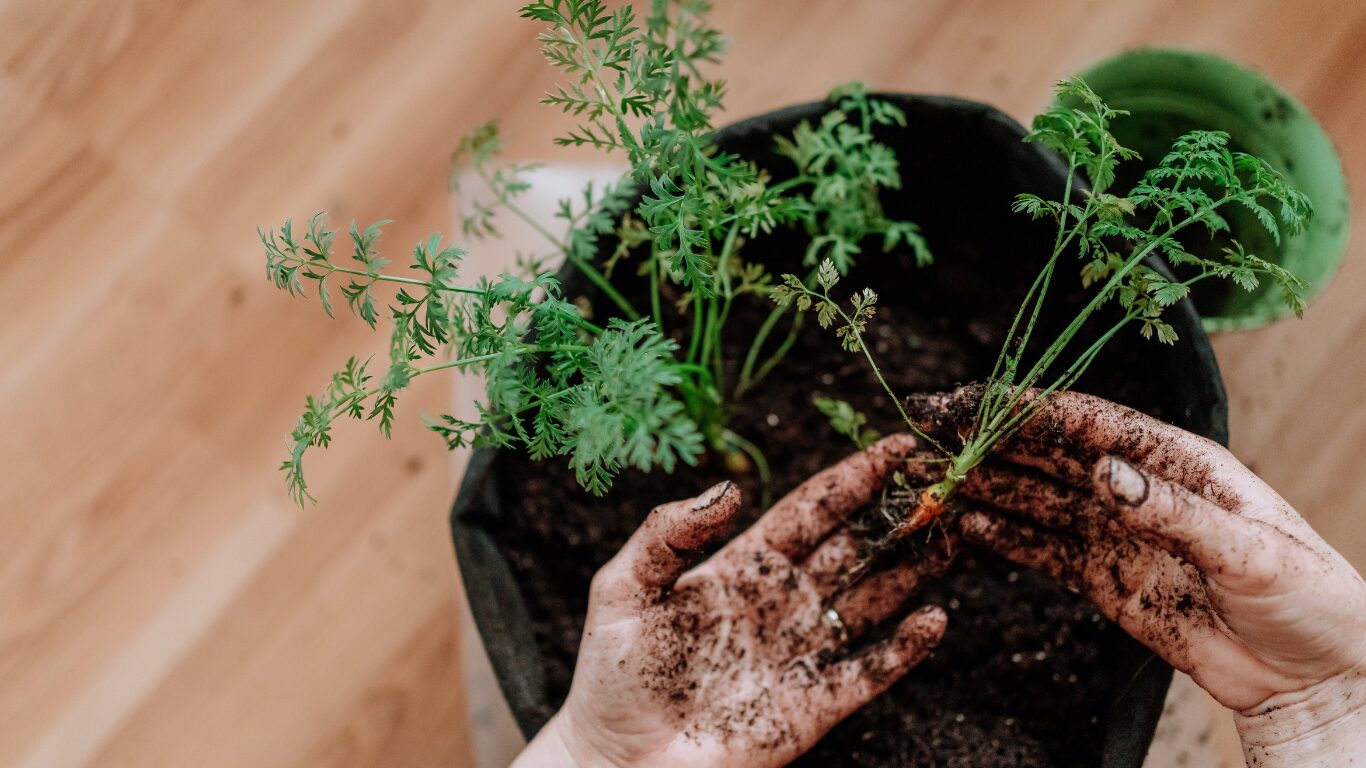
[492,246,1124,766]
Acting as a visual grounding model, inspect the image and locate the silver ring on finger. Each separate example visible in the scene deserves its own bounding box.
[823,606,850,645]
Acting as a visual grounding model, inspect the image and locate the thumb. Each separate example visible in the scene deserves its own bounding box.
[1093,457,1285,592]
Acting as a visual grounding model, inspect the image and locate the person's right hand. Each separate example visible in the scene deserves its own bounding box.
[914,387,1366,767]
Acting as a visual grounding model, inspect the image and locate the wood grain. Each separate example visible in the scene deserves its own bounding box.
[0,1,1358,766]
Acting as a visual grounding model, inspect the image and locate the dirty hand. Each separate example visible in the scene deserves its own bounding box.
[919,387,1366,767]
[512,435,950,768]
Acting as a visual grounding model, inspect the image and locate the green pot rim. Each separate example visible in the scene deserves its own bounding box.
[1064,48,1350,333]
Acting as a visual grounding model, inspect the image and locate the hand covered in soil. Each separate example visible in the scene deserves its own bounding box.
[917,387,1366,768]
[513,435,951,768]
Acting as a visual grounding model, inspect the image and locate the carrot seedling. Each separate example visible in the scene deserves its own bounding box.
[777,77,1311,539]
[262,1,929,504]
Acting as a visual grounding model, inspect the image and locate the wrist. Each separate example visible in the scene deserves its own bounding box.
[511,710,622,768]
[1234,671,1366,767]
[510,712,587,768]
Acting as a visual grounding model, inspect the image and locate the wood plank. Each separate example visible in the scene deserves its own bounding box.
[0,2,1359,766]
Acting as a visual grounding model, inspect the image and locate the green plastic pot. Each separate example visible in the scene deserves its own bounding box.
[1064,48,1349,332]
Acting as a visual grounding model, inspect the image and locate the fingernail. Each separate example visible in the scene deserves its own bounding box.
[1107,457,1148,506]
[693,480,734,510]
[957,511,993,540]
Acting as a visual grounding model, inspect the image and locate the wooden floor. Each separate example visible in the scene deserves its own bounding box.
[1,1,1361,766]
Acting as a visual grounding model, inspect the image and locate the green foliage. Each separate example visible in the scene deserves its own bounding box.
[776,82,930,272]
[733,82,934,396]
[522,2,927,398]
[264,212,702,503]
[279,356,372,505]
[521,0,742,295]
[813,396,880,449]
[562,318,704,492]
[1022,77,1140,196]
[777,77,1312,518]
[1015,79,1309,348]
[262,212,394,327]
[773,260,943,453]
[264,1,929,504]
[960,79,1309,481]
[771,262,878,353]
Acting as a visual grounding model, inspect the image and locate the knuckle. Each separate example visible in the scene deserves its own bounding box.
[587,568,608,597]
[1224,533,1286,591]
[1161,484,1194,514]
[588,563,621,599]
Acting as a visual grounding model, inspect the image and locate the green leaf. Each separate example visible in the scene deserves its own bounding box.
[1238,198,1281,244]
[817,259,840,290]
[816,300,837,328]
[813,396,880,449]
[1152,281,1190,306]
[265,5,934,507]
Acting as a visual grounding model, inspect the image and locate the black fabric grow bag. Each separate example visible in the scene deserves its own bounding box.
[451,94,1228,767]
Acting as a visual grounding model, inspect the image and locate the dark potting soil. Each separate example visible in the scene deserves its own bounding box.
[492,247,1120,766]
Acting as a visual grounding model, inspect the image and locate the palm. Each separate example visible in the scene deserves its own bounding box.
[555,437,948,768]
[580,538,835,766]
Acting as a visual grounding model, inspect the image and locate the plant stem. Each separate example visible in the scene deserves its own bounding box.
[854,333,949,456]
[705,225,741,389]
[474,163,642,321]
[722,428,773,509]
[687,295,705,364]
[322,265,486,294]
[735,303,791,396]
[476,165,562,244]
[413,350,516,377]
[736,265,820,397]
[649,250,663,331]
[966,198,1233,484]
[742,314,804,395]
[569,252,641,321]
[1002,206,1215,419]
[672,362,713,378]
[567,313,607,336]
[978,310,1134,451]
[331,340,594,420]
[977,157,1079,429]
[808,289,950,456]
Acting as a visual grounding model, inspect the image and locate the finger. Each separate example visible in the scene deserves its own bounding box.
[957,462,1101,529]
[907,385,1097,484]
[995,390,1226,494]
[801,530,863,595]
[920,387,1321,555]
[751,434,919,560]
[811,606,947,721]
[1083,550,1247,694]
[801,449,953,594]
[1093,457,1289,592]
[903,389,971,446]
[958,509,1085,589]
[827,547,955,638]
[926,386,1243,492]
[594,481,742,602]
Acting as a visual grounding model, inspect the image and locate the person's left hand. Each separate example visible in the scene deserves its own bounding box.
[513,435,951,768]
